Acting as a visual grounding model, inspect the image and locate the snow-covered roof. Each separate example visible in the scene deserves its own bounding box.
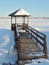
[9,9,31,17]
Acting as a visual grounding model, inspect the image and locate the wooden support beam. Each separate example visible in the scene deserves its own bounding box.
[15,17,16,24]
[23,16,25,24]
[11,17,12,30]
[11,16,12,24]
[44,35,48,58]
[27,16,29,26]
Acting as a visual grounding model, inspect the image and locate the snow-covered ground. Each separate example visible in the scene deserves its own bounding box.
[24,58,49,65]
[0,29,18,65]
[0,18,49,65]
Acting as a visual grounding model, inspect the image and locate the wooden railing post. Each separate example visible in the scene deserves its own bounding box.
[36,31,38,51]
[44,35,47,58]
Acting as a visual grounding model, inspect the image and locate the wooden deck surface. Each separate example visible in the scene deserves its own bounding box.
[18,32,43,60]
[18,32,44,65]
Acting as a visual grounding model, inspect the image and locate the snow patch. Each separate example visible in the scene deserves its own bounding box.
[35,27,41,31]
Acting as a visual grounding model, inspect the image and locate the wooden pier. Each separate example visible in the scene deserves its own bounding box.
[11,24,47,65]
[9,9,48,65]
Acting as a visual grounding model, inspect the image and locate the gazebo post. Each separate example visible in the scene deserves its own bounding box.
[11,16,12,30]
[15,17,16,25]
[23,16,25,28]
[27,16,29,26]
[23,16,25,24]
[11,16,12,25]
[14,17,16,32]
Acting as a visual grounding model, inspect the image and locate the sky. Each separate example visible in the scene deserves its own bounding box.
[0,0,49,17]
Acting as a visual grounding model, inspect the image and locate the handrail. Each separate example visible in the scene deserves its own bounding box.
[25,26,47,58]
[28,28,44,40]
[26,29,44,47]
[11,24,47,58]
[29,27,45,36]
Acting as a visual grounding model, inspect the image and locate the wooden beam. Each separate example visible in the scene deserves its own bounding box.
[27,16,29,26]
[11,16,12,25]
[11,17,12,30]
[23,16,25,24]
[15,17,16,25]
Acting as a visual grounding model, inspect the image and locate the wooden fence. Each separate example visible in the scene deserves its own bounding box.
[25,26,47,58]
[11,24,47,59]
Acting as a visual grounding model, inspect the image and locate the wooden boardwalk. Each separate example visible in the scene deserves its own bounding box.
[19,32,43,60]
[11,24,47,65]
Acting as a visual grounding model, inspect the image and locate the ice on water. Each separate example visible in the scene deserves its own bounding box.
[0,29,18,65]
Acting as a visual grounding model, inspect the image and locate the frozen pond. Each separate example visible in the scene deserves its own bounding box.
[0,18,49,64]
[0,29,18,65]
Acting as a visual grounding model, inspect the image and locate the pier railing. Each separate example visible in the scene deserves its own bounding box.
[24,25,47,58]
[11,23,47,59]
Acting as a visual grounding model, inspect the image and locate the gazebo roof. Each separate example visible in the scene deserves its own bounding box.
[9,9,31,17]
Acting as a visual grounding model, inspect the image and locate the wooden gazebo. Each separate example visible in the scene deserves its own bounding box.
[8,9,47,65]
[9,9,30,30]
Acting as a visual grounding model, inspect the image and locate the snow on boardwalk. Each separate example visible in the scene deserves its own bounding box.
[0,29,18,65]
[19,58,49,65]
